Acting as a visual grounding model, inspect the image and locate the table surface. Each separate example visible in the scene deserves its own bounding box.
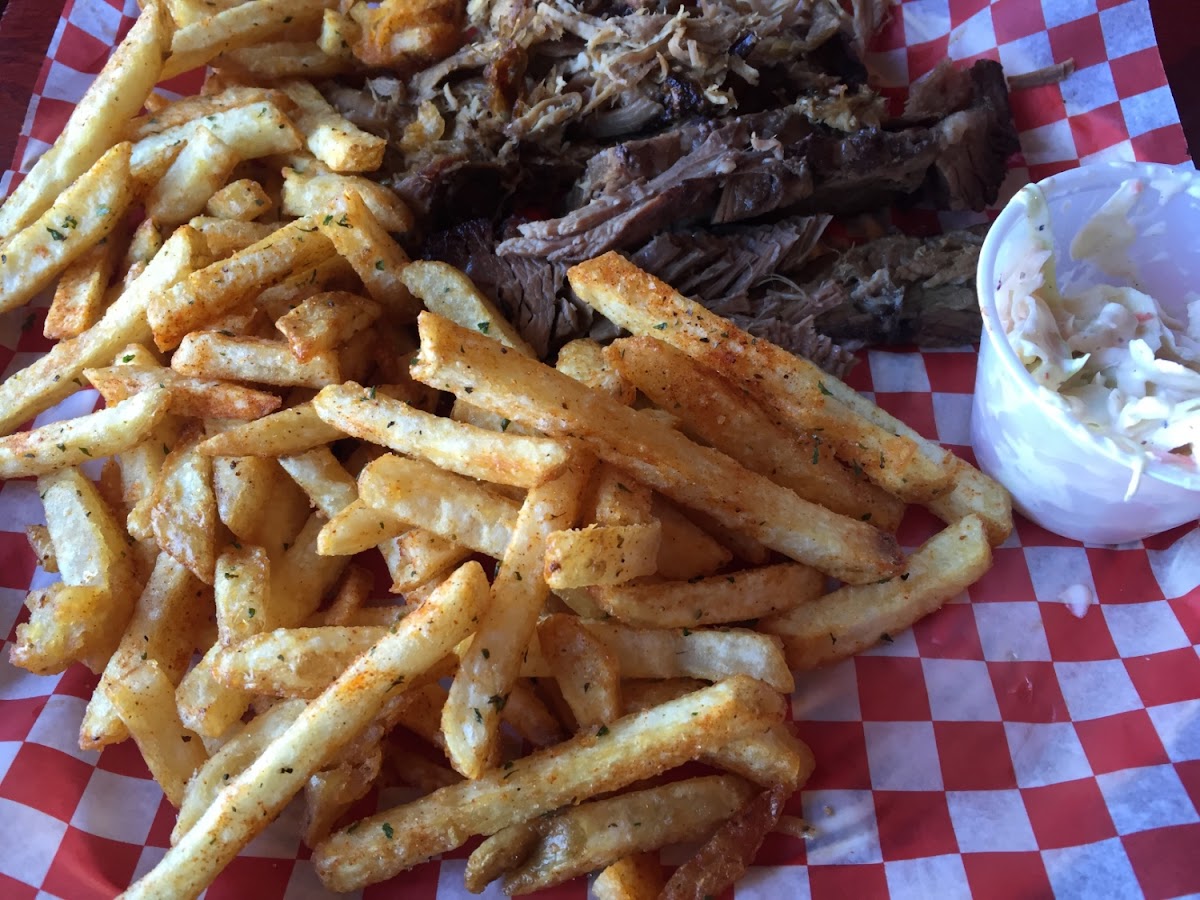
[0,0,1196,176]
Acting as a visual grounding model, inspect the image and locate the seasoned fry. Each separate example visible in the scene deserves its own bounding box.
[543,522,660,589]
[538,614,621,728]
[281,80,387,172]
[278,446,358,517]
[276,292,380,361]
[206,178,273,220]
[412,312,904,584]
[593,854,667,900]
[268,512,349,627]
[212,626,388,697]
[402,260,534,356]
[188,216,277,258]
[660,785,787,900]
[198,402,344,457]
[0,387,170,480]
[652,497,733,580]
[358,454,520,559]
[443,452,592,777]
[145,126,240,227]
[302,748,382,847]
[124,87,285,141]
[0,5,167,239]
[586,465,654,527]
[124,561,490,899]
[150,430,219,584]
[45,229,123,340]
[85,363,282,420]
[762,514,993,669]
[504,679,567,747]
[315,382,569,488]
[569,254,962,502]
[282,168,414,233]
[218,41,350,81]
[927,455,1014,546]
[214,545,271,645]
[10,585,112,676]
[317,498,408,555]
[504,776,757,894]
[317,189,418,319]
[314,676,785,891]
[592,562,823,629]
[176,642,254,739]
[24,524,57,573]
[173,331,341,388]
[0,142,134,314]
[464,821,541,894]
[557,338,635,403]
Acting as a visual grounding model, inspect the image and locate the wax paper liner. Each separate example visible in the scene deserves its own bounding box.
[1,1,1198,897]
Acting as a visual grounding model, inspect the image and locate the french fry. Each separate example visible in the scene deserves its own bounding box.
[176,642,254,739]
[255,254,359,321]
[149,214,333,350]
[120,417,182,541]
[609,336,906,530]
[173,699,307,843]
[442,452,592,777]
[503,679,567,747]
[310,564,374,625]
[463,821,541,893]
[187,216,277,258]
[412,312,904,584]
[0,387,170,480]
[591,563,823,629]
[145,126,241,227]
[276,292,380,361]
[212,456,283,544]
[44,229,123,340]
[345,0,462,69]
[557,338,635,403]
[198,402,344,457]
[538,614,621,728]
[317,189,418,320]
[162,0,336,80]
[387,529,472,593]
[315,382,569,489]
[593,854,667,900]
[0,226,200,435]
[0,142,134,314]
[762,514,993,669]
[586,465,654,526]
[357,454,520,559]
[503,776,757,894]
[124,86,285,141]
[661,786,787,900]
[575,619,794,693]
[151,430,220,584]
[212,626,388,697]
[85,363,282,420]
[314,675,785,891]
[81,554,208,749]
[206,178,273,220]
[24,524,58,573]
[123,561,491,899]
[281,79,386,172]
[652,497,733,580]
[10,585,112,676]
[282,168,414,233]
[402,260,534,356]
[927,455,1014,546]
[218,41,351,81]
[543,522,661,589]
[302,747,382,847]
[117,217,166,287]
[172,331,342,388]
[109,659,208,807]
[279,446,358,517]
[0,4,168,240]
[215,545,272,645]
[317,498,408,555]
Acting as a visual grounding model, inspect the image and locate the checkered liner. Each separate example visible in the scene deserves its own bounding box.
[1,1,1198,898]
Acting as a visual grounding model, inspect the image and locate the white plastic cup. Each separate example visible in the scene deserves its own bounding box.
[972,161,1200,545]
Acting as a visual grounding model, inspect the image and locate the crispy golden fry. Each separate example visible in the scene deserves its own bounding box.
[173,331,341,388]
[214,545,271,645]
[0,5,168,240]
[85,363,282,420]
[268,512,349,627]
[0,387,169,480]
[45,229,123,340]
[927,454,1014,546]
[443,452,592,777]
[593,854,667,900]
[413,313,904,584]
[173,699,307,843]
[504,679,567,747]
[358,454,520,559]
[218,40,351,81]
[385,746,461,794]
[149,214,332,350]
[206,178,274,220]
[176,642,253,739]
[279,446,358,517]
[81,554,208,749]
[151,430,219,584]
[609,337,906,530]
[118,217,167,287]
[0,142,133,314]
[24,524,57,573]
[120,417,182,541]
[275,292,380,361]
[538,614,621,728]
[10,584,112,676]
[543,522,660,589]
[198,402,344,457]
[212,456,281,543]
[162,0,335,80]
[145,126,241,227]
[577,619,793,693]
[302,747,382,848]
[314,676,785,891]
[124,561,490,899]
[315,383,569,489]
[402,260,534,356]
[504,776,757,894]
[125,87,285,141]
[592,562,823,629]
[346,0,462,68]
[660,785,787,900]
[110,660,208,807]
[651,497,733,580]
[281,80,386,172]
[557,338,635,403]
[310,564,374,626]
[586,465,654,527]
[188,216,277,258]
[317,189,418,320]
[388,529,471,593]
[464,821,541,894]
[317,498,407,555]
[282,168,414,233]
[0,226,200,435]
[213,626,388,697]
[762,514,993,669]
[569,253,958,502]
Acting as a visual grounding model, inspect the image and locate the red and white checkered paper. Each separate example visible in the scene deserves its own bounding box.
[2,1,1198,897]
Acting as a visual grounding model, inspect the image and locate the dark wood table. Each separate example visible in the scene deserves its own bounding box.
[1,1,1197,175]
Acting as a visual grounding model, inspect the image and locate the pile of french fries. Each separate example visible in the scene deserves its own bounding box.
[0,3,1013,898]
